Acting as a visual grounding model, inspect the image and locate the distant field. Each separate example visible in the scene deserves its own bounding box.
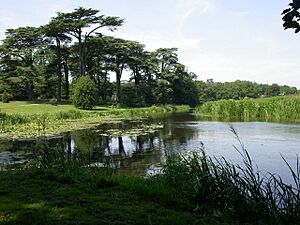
[0,101,76,114]
[0,101,111,115]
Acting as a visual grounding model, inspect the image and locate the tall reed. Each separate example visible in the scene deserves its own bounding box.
[196,95,300,121]
[159,127,300,224]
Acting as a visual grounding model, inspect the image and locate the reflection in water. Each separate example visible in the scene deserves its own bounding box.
[0,112,300,183]
[0,114,199,174]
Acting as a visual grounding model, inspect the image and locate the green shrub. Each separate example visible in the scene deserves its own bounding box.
[2,92,12,103]
[49,96,57,106]
[71,76,97,110]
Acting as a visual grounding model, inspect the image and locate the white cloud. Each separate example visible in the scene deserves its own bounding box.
[179,51,300,87]
[176,0,214,36]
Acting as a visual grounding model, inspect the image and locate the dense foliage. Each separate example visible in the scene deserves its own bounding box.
[1,92,12,103]
[196,79,298,103]
[282,1,300,33]
[0,7,199,107]
[71,76,97,109]
[0,7,298,107]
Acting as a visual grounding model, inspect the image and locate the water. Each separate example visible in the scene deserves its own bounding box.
[1,112,300,182]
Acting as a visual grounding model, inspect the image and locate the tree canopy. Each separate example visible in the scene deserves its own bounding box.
[282,0,300,33]
[0,6,298,107]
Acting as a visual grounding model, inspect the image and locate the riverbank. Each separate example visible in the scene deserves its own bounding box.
[1,146,300,225]
[0,168,228,225]
[0,102,190,139]
[195,94,300,121]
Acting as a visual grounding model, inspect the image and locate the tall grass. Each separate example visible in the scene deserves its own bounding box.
[196,95,300,121]
[158,127,300,224]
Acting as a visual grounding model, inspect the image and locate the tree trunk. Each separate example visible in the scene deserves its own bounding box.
[95,59,101,100]
[115,63,124,103]
[63,59,69,100]
[134,66,140,85]
[78,32,85,76]
[26,79,34,101]
[96,72,101,100]
[56,38,62,104]
[116,70,121,102]
[103,68,108,103]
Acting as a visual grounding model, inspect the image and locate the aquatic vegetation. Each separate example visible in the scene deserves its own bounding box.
[158,128,300,224]
[0,104,189,138]
[196,95,300,121]
[97,124,164,136]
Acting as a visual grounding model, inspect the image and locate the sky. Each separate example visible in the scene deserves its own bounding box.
[0,0,299,88]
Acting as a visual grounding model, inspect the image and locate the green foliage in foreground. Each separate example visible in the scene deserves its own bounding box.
[163,152,300,224]
[2,136,300,225]
[0,169,201,225]
[0,103,190,138]
[196,95,300,121]
[160,128,300,225]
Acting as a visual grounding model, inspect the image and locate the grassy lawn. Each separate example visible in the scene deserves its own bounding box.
[0,169,228,225]
[0,101,109,115]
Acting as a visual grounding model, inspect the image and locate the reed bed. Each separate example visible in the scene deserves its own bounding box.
[196,95,300,121]
[159,127,300,224]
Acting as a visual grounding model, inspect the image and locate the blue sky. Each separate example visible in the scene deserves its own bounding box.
[0,0,299,88]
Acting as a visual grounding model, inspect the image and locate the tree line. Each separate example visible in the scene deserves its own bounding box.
[0,7,198,107]
[197,79,298,103]
[0,6,298,107]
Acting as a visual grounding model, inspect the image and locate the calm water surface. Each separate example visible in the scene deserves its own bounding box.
[1,112,300,182]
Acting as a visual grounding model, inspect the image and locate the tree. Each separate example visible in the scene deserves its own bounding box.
[42,18,71,103]
[100,36,139,102]
[127,42,146,85]
[56,7,124,76]
[282,0,300,33]
[266,83,280,96]
[171,64,199,106]
[85,35,114,102]
[0,26,45,100]
[72,76,97,109]
[279,85,298,95]
[153,48,178,79]
[42,18,71,104]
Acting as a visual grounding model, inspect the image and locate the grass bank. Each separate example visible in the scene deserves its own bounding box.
[0,102,190,139]
[195,95,300,121]
[0,168,228,225]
